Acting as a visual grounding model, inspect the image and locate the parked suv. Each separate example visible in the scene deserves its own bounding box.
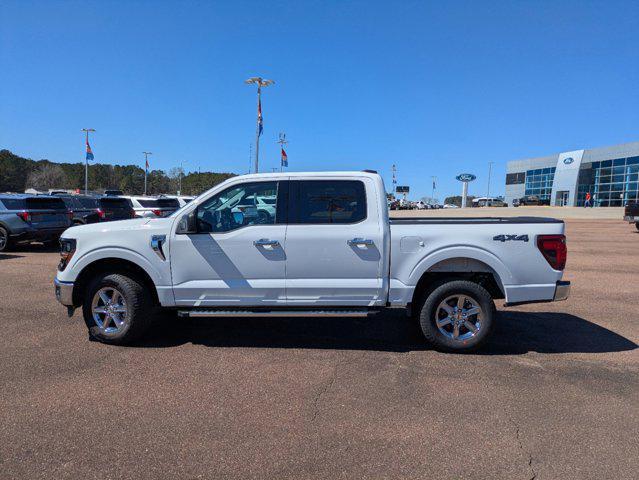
[0,194,71,251]
[122,196,180,218]
[57,195,135,225]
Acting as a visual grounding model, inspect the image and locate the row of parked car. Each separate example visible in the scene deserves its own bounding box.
[0,192,194,252]
[388,200,452,210]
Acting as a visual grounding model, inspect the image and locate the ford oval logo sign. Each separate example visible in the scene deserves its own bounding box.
[563,157,574,165]
[456,173,476,182]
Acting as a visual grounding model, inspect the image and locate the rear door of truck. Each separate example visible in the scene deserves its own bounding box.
[284,177,385,306]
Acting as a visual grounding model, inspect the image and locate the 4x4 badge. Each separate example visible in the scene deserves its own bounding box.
[493,234,529,242]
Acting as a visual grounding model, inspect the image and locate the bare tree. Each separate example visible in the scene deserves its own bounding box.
[26,164,68,191]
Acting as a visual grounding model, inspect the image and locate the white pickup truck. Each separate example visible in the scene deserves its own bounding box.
[54,171,570,352]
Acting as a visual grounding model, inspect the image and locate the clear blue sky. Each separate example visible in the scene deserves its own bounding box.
[1,0,638,200]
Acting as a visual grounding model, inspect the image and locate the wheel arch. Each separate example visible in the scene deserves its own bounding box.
[72,257,159,307]
[410,256,506,309]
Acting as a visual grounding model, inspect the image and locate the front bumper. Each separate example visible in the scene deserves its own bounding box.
[54,278,74,306]
[623,215,638,223]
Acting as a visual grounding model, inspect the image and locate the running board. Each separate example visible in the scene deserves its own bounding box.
[178,309,371,318]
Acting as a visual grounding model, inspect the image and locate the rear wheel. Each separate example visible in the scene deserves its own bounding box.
[82,273,154,345]
[0,226,11,252]
[417,280,495,352]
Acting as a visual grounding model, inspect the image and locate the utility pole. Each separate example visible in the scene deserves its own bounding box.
[143,152,152,196]
[82,128,95,194]
[245,76,274,174]
[487,161,494,198]
[178,160,188,195]
[277,132,288,172]
[431,176,437,205]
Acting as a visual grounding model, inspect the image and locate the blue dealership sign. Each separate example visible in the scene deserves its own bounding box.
[456,173,476,182]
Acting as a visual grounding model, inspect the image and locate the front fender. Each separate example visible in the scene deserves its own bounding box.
[59,246,167,286]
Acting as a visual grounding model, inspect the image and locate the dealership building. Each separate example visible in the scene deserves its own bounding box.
[504,141,639,207]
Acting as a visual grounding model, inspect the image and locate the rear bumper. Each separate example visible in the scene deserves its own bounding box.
[504,280,570,307]
[553,280,571,302]
[54,278,75,306]
[11,227,67,243]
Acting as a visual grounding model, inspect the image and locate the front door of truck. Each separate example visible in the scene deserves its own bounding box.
[170,180,287,307]
[284,179,385,306]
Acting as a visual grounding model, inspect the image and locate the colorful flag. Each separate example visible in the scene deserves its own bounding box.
[258,98,263,136]
[86,139,94,161]
[281,148,288,167]
[145,158,149,169]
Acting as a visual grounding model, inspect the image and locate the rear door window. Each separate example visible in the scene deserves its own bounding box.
[0,198,26,210]
[292,180,367,224]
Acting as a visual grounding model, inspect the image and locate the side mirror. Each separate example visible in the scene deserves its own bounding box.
[176,210,197,234]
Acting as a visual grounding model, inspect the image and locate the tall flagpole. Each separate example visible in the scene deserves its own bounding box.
[143,152,152,195]
[82,128,95,195]
[245,77,274,174]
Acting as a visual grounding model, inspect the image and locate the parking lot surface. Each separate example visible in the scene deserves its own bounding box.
[1,218,637,479]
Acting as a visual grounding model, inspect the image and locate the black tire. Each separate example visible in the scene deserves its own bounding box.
[0,226,11,252]
[82,272,154,345]
[417,280,495,353]
[635,222,639,232]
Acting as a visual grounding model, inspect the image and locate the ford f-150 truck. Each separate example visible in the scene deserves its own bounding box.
[54,171,570,352]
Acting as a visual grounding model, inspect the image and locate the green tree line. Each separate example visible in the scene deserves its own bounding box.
[0,149,235,196]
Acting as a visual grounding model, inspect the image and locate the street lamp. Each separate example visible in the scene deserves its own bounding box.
[245,76,274,174]
[82,128,95,194]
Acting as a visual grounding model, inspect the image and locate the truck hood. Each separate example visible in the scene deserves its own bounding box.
[62,217,173,239]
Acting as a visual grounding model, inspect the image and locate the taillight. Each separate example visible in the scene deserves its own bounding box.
[16,211,30,222]
[130,210,136,218]
[96,208,106,219]
[67,211,74,221]
[152,209,163,217]
[537,234,567,270]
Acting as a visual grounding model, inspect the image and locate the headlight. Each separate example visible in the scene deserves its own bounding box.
[58,238,77,271]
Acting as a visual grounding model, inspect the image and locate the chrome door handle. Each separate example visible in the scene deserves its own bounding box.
[254,238,280,247]
[347,238,373,247]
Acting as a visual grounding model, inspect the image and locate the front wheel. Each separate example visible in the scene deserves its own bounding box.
[417,280,495,352]
[82,273,154,345]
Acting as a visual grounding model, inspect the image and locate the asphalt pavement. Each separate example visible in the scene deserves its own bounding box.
[0,218,637,479]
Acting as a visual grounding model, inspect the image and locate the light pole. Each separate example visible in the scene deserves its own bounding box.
[487,161,494,198]
[82,128,95,194]
[245,76,274,174]
[143,152,152,196]
[178,160,188,195]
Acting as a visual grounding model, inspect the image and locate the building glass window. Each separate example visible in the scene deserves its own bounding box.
[579,157,639,206]
[524,167,555,201]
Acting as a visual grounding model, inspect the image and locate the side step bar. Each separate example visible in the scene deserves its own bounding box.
[178,309,371,318]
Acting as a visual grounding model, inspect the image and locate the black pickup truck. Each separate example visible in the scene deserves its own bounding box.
[624,202,639,231]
